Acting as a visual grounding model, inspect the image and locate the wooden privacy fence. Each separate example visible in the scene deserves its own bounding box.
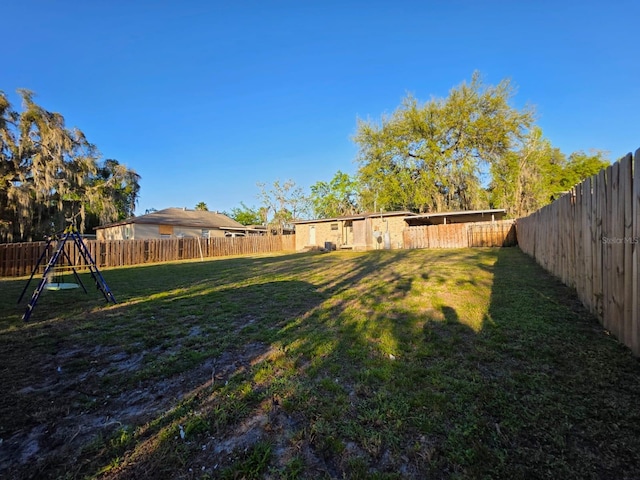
[403,220,517,249]
[0,235,296,278]
[517,149,639,356]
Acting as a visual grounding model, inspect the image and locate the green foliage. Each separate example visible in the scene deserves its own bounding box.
[352,73,610,218]
[560,150,610,190]
[309,170,359,218]
[489,129,610,217]
[184,414,210,436]
[229,201,262,225]
[83,158,141,232]
[354,72,533,213]
[489,127,557,217]
[109,425,135,451]
[0,90,140,241]
[195,201,208,211]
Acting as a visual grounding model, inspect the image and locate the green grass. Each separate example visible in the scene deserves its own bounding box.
[1,248,639,479]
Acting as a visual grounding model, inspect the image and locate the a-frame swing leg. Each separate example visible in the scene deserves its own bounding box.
[20,234,70,321]
[69,230,117,304]
[17,236,54,304]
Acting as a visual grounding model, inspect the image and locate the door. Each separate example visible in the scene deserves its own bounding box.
[353,220,365,247]
[309,225,316,245]
[343,221,353,245]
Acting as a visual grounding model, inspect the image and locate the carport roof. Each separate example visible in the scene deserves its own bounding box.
[405,209,506,225]
[293,211,417,224]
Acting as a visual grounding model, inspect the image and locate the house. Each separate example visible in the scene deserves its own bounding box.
[293,211,417,251]
[95,208,261,240]
[293,208,508,251]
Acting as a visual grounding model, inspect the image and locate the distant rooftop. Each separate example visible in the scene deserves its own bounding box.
[96,207,245,230]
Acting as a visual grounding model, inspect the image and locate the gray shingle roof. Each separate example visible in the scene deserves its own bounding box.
[96,208,245,230]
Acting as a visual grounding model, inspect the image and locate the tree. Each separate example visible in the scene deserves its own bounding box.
[0,89,140,241]
[0,91,17,241]
[309,171,359,218]
[228,202,262,225]
[195,202,208,211]
[489,129,610,217]
[83,159,141,232]
[489,127,557,217]
[558,150,610,191]
[257,179,309,234]
[354,72,534,213]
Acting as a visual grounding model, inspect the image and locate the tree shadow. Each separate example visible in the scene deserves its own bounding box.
[2,247,640,479]
[0,275,326,479]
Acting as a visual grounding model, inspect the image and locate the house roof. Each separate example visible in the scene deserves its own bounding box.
[95,208,246,230]
[293,211,417,225]
[405,209,507,225]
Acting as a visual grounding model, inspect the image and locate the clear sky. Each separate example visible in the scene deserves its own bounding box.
[4,0,639,215]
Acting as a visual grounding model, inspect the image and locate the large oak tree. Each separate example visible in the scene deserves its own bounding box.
[353,73,534,213]
[0,90,140,242]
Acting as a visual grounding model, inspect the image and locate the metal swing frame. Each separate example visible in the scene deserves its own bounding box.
[17,226,117,321]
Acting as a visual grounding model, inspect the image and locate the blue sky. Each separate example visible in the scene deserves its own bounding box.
[4,0,639,215]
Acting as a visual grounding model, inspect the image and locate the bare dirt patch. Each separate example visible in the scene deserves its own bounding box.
[0,339,271,479]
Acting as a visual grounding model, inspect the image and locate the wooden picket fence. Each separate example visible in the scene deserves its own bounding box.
[403,220,517,249]
[517,149,640,356]
[0,235,296,278]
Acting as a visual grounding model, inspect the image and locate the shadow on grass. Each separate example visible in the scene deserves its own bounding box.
[247,248,640,479]
[466,248,640,479]
[0,272,328,478]
[1,248,640,479]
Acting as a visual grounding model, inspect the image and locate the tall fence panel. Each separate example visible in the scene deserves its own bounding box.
[0,235,296,278]
[517,149,639,356]
[403,220,516,249]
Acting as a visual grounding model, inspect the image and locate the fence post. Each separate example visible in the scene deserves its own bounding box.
[631,150,639,355]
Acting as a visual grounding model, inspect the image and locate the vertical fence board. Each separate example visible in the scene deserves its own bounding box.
[621,154,633,346]
[609,161,622,340]
[518,150,639,355]
[596,169,605,317]
[583,178,593,313]
[575,184,584,299]
[602,164,612,333]
[632,149,640,355]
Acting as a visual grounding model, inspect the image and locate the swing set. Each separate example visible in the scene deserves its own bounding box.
[17,225,117,321]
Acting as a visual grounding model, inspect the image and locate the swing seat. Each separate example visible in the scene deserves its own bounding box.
[46,265,79,291]
[45,282,80,291]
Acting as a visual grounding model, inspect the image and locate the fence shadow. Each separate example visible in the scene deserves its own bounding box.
[2,247,640,478]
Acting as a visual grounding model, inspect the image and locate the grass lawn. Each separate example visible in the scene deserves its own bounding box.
[1,247,639,479]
